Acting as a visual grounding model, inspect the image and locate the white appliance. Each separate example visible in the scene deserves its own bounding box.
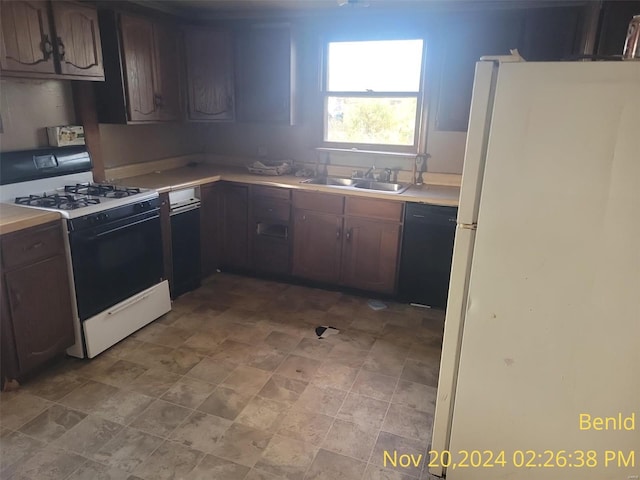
[431,60,640,480]
[1,147,171,359]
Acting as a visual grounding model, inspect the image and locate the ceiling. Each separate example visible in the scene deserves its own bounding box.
[134,0,587,19]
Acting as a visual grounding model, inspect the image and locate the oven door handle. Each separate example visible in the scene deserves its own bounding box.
[80,215,159,241]
[108,291,150,316]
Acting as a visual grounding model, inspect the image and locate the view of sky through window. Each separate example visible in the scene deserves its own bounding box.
[327,40,423,92]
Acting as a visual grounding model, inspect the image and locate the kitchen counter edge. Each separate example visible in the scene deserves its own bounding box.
[0,204,62,236]
[113,165,460,207]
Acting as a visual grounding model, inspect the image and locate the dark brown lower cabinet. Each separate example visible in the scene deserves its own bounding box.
[220,183,250,270]
[341,217,401,294]
[200,183,221,278]
[197,184,403,295]
[292,192,403,294]
[1,221,75,384]
[251,185,292,276]
[292,209,343,284]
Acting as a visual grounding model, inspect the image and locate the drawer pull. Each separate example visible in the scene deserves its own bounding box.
[25,242,44,251]
[108,293,149,316]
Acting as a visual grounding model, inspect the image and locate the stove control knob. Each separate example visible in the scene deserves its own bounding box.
[98,213,108,222]
[137,201,150,211]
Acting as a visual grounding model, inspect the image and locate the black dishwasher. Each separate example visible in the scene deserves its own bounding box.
[169,189,201,298]
[398,203,458,309]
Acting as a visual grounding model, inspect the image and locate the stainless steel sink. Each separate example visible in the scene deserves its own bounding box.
[354,181,410,194]
[302,177,359,187]
[301,176,409,194]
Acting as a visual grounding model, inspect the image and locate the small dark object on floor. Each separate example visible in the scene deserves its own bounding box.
[315,326,339,339]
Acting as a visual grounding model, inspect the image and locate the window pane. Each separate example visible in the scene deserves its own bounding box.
[325,96,417,146]
[326,40,423,92]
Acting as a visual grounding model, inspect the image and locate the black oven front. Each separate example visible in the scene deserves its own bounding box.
[68,198,164,321]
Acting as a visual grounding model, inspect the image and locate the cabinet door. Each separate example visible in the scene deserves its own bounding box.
[292,210,342,284]
[4,255,74,374]
[221,184,250,270]
[0,0,56,74]
[200,183,221,277]
[119,14,159,121]
[51,1,103,78]
[341,217,401,294]
[185,28,234,121]
[596,1,640,56]
[152,21,181,121]
[236,24,294,124]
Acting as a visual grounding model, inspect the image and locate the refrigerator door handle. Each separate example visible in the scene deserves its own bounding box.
[459,223,477,230]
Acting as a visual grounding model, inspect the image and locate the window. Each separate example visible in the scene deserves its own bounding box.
[322,39,424,152]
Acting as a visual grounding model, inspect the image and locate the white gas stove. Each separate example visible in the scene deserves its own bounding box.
[1,174,158,219]
[1,146,171,359]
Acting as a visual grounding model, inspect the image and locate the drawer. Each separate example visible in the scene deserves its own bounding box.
[252,185,291,200]
[252,199,291,222]
[293,191,344,214]
[345,197,403,221]
[1,221,65,270]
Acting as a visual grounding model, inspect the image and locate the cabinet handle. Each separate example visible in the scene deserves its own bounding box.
[336,228,341,239]
[301,215,306,221]
[25,241,43,251]
[9,288,21,309]
[346,228,352,241]
[42,34,54,60]
[56,37,65,61]
[154,94,163,108]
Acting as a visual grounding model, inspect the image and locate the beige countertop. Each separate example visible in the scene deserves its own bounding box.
[0,204,61,236]
[115,164,460,207]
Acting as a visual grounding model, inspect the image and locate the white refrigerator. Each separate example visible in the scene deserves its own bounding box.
[430,60,640,480]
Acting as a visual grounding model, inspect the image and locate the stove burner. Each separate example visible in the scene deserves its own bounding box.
[15,193,101,210]
[65,183,141,198]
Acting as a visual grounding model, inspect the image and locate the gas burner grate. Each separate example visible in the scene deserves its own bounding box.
[65,183,141,198]
[15,193,101,209]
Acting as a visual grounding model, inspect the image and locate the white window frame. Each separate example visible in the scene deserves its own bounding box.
[320,37,427,154]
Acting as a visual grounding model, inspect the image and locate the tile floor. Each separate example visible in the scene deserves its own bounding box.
[0,273,444,480]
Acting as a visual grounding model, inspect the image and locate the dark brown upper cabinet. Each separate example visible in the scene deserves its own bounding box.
[95,10,181,123]
[235,23,297,125]
[184,27,235,122]
[435,5,592,132]
[51,2,104,78]
[0,0,104,80]
[596,1,640,56]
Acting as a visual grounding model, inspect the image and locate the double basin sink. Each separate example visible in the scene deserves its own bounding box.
[301,176,409,194]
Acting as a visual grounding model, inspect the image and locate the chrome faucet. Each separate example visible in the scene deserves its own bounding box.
[364,164,376,179]
[380,168,392,182]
